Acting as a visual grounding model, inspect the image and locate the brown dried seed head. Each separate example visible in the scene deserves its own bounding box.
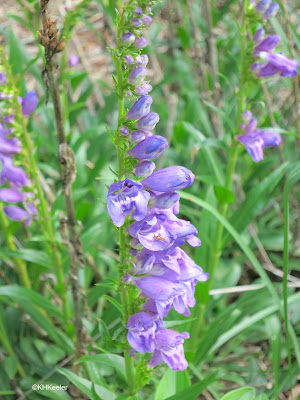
[44,15,51,30]
[37,31,43,44]
[56,36,66,52]
[50,31,60,49]
[42,35,50,47]
[49,20,58,36]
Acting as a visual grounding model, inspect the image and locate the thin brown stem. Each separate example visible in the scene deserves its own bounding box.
[39,0,85,368]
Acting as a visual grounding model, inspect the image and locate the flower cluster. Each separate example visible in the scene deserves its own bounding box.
[251,2,298,78]
[0,71,38,225]
[107,1,208,371]
[237,110,281,162]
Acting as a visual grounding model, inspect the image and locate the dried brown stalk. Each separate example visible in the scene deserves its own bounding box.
[39,0,85,368]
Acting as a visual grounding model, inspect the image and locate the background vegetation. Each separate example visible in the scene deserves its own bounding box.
[0,0,299,399]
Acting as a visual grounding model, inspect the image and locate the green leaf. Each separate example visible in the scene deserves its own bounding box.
[163,318,196,329]
[57,368,116,400]
[4,355,18,379]
[214,185,235,204]
[76,354,126,379]
[0,249,52,269]
[165,371,218,400]
[220,387,256,400]
[155,370,177,400]
[103,295,122,315]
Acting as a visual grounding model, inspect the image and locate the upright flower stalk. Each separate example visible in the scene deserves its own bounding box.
[108,1,208,388]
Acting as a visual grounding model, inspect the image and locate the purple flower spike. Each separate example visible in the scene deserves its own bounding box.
[124,55,134,64]
[21,91,38,115]
[134,6,142,16]
[142,15,153,26]
[132,18,142,27]
[259,51,298,77]
[4,206,32,225]
[120,126,129,136]
[126,95,153,120]
[0,73,7,86]
[142,166,195,192]
[137,112,159,131]
[135,37,148,50]
[69,55,79,67]
[135,55,149,66]
[128,67,147,85]
[0,136,21,155]
[126,312,160,354]
[253,35,280,54]
[135,82,152,96]
[149,329,189,371]
[255,0,272,13]
[122,32,136,47]
[253,28,265,43]
[130,130,146,143]
[107,179,150,227]
[0,156,30,187]
[128,135,168,159]
[134,160,156,177]
[0,188,25,203]
[150,192,180,209]
[263,3,279,18]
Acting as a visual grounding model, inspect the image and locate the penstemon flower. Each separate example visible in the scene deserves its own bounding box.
[0,69,38,225]
[107,0,208,372]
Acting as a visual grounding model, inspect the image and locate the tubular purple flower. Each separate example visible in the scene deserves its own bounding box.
[253,28,265,43]
[0,156,30,187]
[256,62,279,77]
[120,126,129,136]
[149,329,189,371]
[3,206,32,225]
[0,73,7,85]
[260,130,282,147]
[131,18,142,27]
[149,192,180,209]
[69,55,79,67]
[142,15,153,26]
[130,253,155,274]
[135,55,149,66]
[255,0,272,13]
[107,179,150,227]
[142,166,195,192]
[128,67,147,85]
[0,188,25,202]
[130,130,146,143]
[3,115,14,124]
[124,55,134,64]
[126,312,160,354]
[128,135,168,159]
[134,160,156,177]
[263,3,279,18]
[126,95,153,120]
[253,35,280,54]
[122,32,136,47]
[135,37,148,49]
[259,51,298,77]
[137,112,159,131]
[0,136,21,155]
[21,91,38,115]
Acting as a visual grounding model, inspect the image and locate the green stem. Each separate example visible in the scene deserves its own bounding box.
[114,26,136,394]
[190,0,247,350]
[21,118,71,323]
[0,205,31,289]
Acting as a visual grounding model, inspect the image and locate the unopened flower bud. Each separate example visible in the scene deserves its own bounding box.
[150,192,180,209]
[126,95,153,120]
[253,35,280,54]
[128,135,168,159]
[253,28,265,43]
[130,131,146,142]
[69,55,80,67]
[120,126,129,136]
[142,15,153,26]
[135,54,149,66]
[142,166,195,192]
[122,32,136,47]
[128,67,147,85]
[263,3,279,18]
[132,18,142,27]
[242,110,252,122]
[255,0,272,13]
[134,6,142,16]
[21,91,38,115]
[134,160,156,177]
[145,6,152,13]
[124,55,134,64]
[0,73,7,86]
[137,112,159,131]
[126,90,133,98]
[135,82,152,95]
[135,37,148,49]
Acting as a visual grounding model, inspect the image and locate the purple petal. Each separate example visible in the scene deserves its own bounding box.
[0,189,25,202]
[22,91,38,115]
